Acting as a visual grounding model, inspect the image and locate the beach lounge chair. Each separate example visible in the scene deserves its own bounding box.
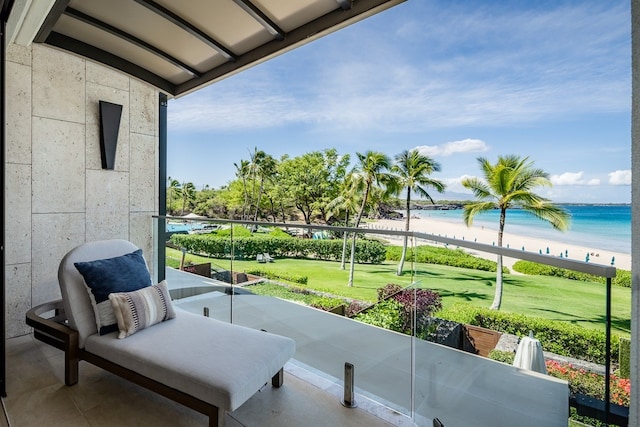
[256,253,266,263]
[26,239,295,426]
[263,253,274,262]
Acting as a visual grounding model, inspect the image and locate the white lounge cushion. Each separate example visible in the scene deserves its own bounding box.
[84,310,296,411]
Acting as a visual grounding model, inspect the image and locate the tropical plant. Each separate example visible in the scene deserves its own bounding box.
[247,147,266,219]
[233,159,251,220]
[166,177,180,215]
[253,153,276,222]
[179,181,197,215]
[359,283,442,335]
[461,155,570,310]
[327,172,360,269]
[390,149,446,275]
[347,151,392,286]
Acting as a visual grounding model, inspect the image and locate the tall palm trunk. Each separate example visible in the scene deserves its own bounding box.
[241,177,248,220]
[340,210,350,270]
[348,183,370,286]
[253,178,265,222]
[491,208,507,310]
[397,187,412,275]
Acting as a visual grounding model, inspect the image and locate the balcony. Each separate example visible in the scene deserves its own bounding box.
[155,216,598,426]
[4,216,619,426]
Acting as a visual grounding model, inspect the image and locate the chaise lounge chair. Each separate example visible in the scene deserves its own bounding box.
[26,239,296,426]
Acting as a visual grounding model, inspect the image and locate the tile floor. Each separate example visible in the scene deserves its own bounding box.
[2,335,413,427]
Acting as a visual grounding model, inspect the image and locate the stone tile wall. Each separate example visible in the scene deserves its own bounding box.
[4,43,160,337]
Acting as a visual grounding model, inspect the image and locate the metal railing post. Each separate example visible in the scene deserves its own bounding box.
[341,362,357,408]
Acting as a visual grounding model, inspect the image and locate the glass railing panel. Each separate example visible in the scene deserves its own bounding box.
[224,223,415,415]
[154,216,234,322]
[411,234,569,426]
[153,216,623,425]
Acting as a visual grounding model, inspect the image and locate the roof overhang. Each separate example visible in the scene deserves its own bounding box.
[6,0,405,97]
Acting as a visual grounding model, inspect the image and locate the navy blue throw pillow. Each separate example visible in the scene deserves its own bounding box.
[75,249,152,335]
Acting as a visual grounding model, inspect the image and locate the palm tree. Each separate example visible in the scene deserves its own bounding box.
[327,173,360,270]
[391,149,446,275]
[462,155,570,310]
[167,177,180,215]
[180,182,197,215]
[347,151,392,287]
[248,147,266,219]
[234,160,250,220]
[253,154,276,222]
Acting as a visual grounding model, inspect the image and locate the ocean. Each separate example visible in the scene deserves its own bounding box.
[412,204,631,254]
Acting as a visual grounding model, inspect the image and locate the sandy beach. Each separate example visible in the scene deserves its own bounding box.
[368,217,631,271]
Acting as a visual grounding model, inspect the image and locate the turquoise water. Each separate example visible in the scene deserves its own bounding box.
[413,204,631,254]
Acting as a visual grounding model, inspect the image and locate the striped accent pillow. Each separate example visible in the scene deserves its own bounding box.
[109,280,176,339]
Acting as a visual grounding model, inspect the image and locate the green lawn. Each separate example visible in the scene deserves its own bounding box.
[166,248,631,336]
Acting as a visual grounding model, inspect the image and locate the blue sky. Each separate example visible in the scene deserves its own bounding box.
[167,1,631,203]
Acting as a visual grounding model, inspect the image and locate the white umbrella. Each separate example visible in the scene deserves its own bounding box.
[513,331,547,374]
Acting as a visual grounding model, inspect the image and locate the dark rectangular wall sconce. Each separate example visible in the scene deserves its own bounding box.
[99,100,123,170]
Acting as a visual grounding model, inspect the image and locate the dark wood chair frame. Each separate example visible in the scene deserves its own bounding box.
[26,300,284,427]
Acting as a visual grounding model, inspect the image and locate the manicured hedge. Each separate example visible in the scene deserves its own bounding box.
[246,269,308,285]
[512,260,631,288]
[619,338,631,379]
[170,234,386,264]
[437,303,619,365]
[386,245,508,273]
[246,282,344,310]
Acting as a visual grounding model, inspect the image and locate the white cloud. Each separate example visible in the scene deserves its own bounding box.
[167,2,629,134]
[441,175,477,193]
[415,139,489,157]
[550,171,599,186]
[608,169,631,185]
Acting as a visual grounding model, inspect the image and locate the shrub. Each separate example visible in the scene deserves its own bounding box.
[386,245,508,273]
[169,234,386,264]
[377,283,403,301]
[268,227,293,238]
[246,269,308,285]
[392,288,443,332]
[488,350,515,364]
[512,260,631,288]
[345,300,370,318]
[437,303,619,365]
[215,225,253,238]
[546,360,630,407]
[246,283,344,310]
[364,284,442,335]
[355,299,404,332]
[619,338,631,379]
[309,297,343,311]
